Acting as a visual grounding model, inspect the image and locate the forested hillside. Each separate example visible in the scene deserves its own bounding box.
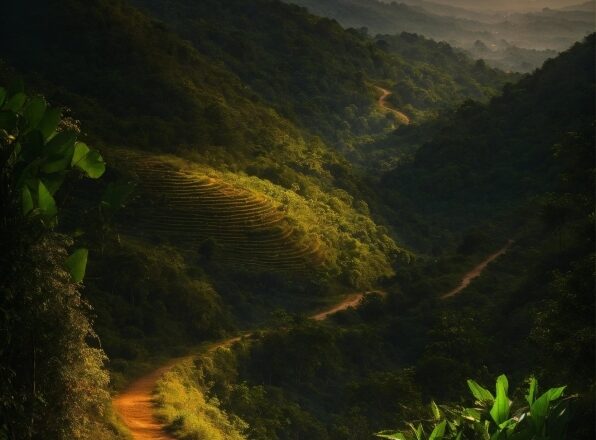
[183,35,594,440]
[0,0,592,438]
[382,34,595,248]
[286,0,593,71]
[130,0,511,143]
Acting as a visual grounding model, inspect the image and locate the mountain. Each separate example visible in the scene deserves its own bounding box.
[129,0,510,142]
[0,0,499,413]
[560,0,596,11]
[286,0,593,71]
[0,0,398,405]
[381,34,595,247]
[175,34,595,440]
[418,0,584,11]
[0,0,592,438]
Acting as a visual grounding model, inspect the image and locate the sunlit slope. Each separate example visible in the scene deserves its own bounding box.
[107,149,400,286]
[110,149,325,273]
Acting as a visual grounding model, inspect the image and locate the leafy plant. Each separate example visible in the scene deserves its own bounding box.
[376,375,574,440]
[0,79,105,281]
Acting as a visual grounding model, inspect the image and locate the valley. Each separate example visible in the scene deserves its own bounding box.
[115,239,521,439]
[0,0,593,439]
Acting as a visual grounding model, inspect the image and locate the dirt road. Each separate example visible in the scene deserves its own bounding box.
[441,240,514,299]
[113,291,383,439]
[375,86,410,125]
[114,237,514,438]
[113,360,181,440]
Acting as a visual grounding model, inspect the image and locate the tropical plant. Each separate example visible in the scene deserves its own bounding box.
[0,79,106,280]
[0,80,121,439]
[376,375,574,440]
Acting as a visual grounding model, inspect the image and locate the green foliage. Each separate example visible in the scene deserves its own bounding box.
[65,248,88,283]
[374,32,514,115]
[381,35,595,250]
[376,375,573,440]
[0,81,121,438]
[154,359,248,440]
[0,81,106,281]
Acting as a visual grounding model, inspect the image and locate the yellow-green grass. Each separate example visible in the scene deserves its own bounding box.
[154,359,247,440]
[106,148,401,287]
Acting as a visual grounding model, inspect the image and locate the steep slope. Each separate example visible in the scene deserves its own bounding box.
[0,0,407,389]
[373,32,515,116]
[181,39,595,440]
[130,0,511,141]
[0,0,342,185]
[382,34,595,247]
[109,149,325,273]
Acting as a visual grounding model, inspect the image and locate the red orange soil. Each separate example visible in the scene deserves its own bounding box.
[375,86,410,125]
[113,291,384,439]
[441,240,514,299]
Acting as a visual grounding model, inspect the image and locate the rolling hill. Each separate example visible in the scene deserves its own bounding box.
[285,0,593,71]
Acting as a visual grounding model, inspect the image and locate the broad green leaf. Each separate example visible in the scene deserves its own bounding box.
[0,87,6,107]
[23,96,46,131]
[38,108,61,140]
[530,392,550,431]
[498,374,509,395]
[526,377,537,406]
[4,92,26,112]
[71,141,90,166]
[546,386,566,402]
[529,386,566,431]
[66,248,88,283]
[37,180,57,222]
[41,153,73,174]
[21,186,34,215]
[414,424,423,440]
[46,130,76,155]
[75,149,105,178]
[467,379,494,403]
[431,401,441,421]
[406,423,422,440]
[429,420,446,440]
[490,375,510,425]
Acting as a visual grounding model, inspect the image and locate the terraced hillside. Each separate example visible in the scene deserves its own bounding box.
[109,149,326,273]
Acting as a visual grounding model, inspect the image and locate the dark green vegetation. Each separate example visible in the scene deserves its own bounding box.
[180,36,594,440]
[0,0,513,383]
[130,0,509,143]
[377,375,573,439]
[286,0,594,72]
[0,0,593,438]
[382,34,595,248]
[0,84,124,438]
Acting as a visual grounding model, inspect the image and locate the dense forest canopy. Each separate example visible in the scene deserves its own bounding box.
[0,0,593,439]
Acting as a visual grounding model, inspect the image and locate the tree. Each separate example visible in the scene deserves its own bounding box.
[0,81,115,439]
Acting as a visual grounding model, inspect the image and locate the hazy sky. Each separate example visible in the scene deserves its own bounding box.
[428,0,588,12]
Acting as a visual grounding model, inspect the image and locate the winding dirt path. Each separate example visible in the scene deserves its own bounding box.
[113,361,181,440]
[114,238,514,438]
[113,291,384,439]
[375,86,410,125]
[441,240,514,299]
